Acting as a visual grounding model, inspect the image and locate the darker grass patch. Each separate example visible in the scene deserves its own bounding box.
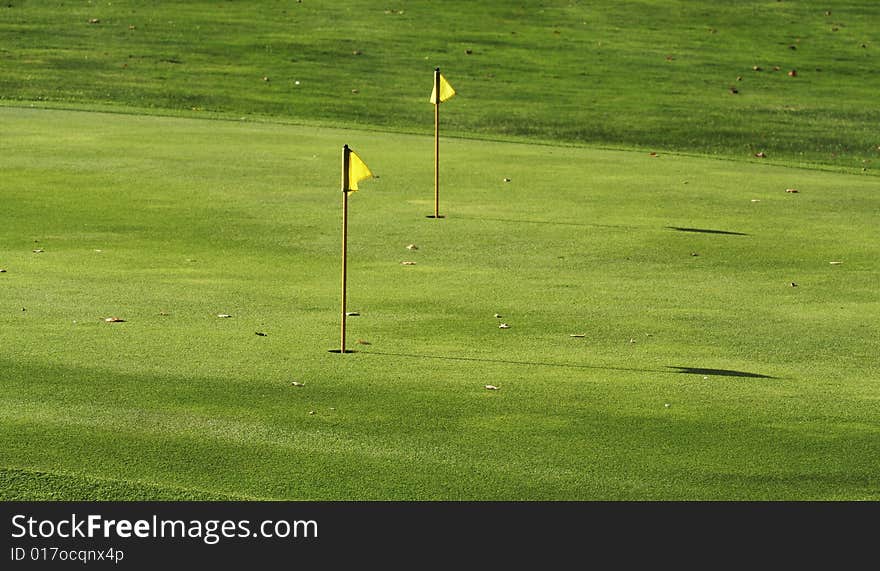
[0,467,241,501]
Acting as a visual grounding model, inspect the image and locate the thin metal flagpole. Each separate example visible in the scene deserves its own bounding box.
[340,144,350,353]
[433,67,441,218]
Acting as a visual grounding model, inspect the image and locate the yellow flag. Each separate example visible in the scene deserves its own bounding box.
[347,148,372,192]
[429,74,456,104]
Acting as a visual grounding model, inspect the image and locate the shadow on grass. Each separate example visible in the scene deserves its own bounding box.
[361,352,776,380]
[667,226,749,236]
[455,214,641,229]
[360,350,655,373]
[668,366,775,379]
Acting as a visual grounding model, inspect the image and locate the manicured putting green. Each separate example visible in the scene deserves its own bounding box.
[1,107,878,499]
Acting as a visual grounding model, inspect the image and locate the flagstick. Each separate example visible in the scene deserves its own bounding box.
[340,145,350,353]
[433,67,441,218]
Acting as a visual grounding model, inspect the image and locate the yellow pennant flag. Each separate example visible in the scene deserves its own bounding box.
[346,148,373,192]
[430,74,456,104]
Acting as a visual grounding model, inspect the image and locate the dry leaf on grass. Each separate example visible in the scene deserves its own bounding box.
[485,385,500,390]
[401,261,416,265]
[104,317,125,323]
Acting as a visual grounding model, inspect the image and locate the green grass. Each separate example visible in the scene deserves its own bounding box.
[2,1,879,170]
[1,107,878,500]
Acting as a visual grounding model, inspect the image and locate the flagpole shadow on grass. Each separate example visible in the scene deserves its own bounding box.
[667,226,749,236]
[359,351,776,379]
[455,214,644,229]
[360,350,656,372]
[667,366,775,378]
